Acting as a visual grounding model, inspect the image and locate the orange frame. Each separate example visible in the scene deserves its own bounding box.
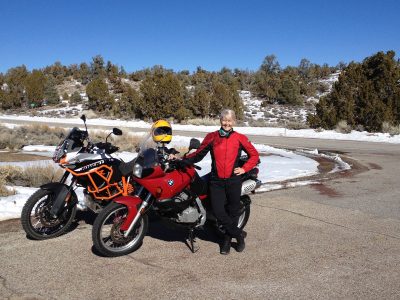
[65,165,133,200]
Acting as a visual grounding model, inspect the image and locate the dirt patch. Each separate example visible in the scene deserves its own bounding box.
[0,218,21,233]
[368,163,383,170]
[310,183,341,198]
[0,152,50,162]
[313,156,336,173]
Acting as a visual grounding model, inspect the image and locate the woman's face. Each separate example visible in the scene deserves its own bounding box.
[220,114,235,131]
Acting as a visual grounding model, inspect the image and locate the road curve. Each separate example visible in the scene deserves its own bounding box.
[1,119,400,299]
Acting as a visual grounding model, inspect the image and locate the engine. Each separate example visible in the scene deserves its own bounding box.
[174,205,200,224]
[172,197,206,227]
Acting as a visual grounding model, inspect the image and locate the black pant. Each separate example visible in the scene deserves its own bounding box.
[209,176,242,238]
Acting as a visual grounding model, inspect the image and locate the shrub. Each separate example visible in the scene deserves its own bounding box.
[0,125,67,150]
[81,109,97,119]
[89,130,142,152]
[0,165,63,188]
[181,118,220,126]
[0,167,16,196]
[248,119,267,127]
[335,120,352,134]
[286,121,309,130]
[382,122,400,136]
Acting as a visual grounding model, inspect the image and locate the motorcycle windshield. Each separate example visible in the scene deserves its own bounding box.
[53,127,85,162]
[136,133,161,169]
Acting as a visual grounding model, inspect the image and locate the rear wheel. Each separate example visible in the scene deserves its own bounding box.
[21,189,77,240]
[92,202,148,257]
[215,197,251,236]
[237,201,251,229]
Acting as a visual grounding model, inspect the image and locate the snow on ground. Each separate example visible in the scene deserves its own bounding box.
[1,114,399,143]
[0,134,326,221]
[0,106,394,221]
[0,186,38,221]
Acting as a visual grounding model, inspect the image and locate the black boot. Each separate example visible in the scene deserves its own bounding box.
[236,231,246,252]
[220,235,231,255]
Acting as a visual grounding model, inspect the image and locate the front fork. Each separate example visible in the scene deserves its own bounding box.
[48,172,76,218]
[123,192,152,238]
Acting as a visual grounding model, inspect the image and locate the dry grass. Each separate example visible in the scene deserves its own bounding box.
[89,129,143,152]
[0,152,50,162]
[382,122,400,136]
[0,168,16,196]
[335,120,352,134]
[285,121,309,130]
[0,124,66,150]
[0,165,63,188]
[181,117,220,126]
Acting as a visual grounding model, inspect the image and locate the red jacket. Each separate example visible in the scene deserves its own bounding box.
[185,130,259,179]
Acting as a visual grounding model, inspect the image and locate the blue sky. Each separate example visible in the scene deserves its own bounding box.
[0,0,399,73]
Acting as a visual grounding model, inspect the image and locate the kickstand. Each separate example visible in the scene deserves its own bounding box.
[185,228,199,253]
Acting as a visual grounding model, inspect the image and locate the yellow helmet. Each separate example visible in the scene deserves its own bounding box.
[151,119,172,143]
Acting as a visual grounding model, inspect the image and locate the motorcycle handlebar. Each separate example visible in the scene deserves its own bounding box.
[91,142,119,154]
[169,159,201,170]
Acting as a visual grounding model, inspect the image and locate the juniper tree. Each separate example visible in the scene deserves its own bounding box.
[308,50,400,131]
[86,78,113,112]
[24,70,46,107]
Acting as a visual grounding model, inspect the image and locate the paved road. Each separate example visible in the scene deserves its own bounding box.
[1,130,400,299]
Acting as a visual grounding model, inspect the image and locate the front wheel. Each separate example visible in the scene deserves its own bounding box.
[92,202,148,257]
[21,189,77,240]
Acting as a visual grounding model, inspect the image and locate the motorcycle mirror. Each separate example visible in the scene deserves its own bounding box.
[113,128,123,136]
[189,138,200,151]
[80,114,86,122]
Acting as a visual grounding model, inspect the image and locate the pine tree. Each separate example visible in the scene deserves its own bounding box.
[70,91,82,105]
[91,55,106,79]
[210,81,243,119]
[140,70,186,121]
[24,70,46,107]
[277,77,302,105]
[62,92,69,101]
[78,63,91,84]
[113,85,143,119]
[190,85,211,117]
[44,76,60,105]
[254,55,282,102]
[309,51,400,131]
[86,78,113,111]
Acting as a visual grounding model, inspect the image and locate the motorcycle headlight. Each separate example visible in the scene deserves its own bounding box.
[52,141,68,163]
[133,163,143,178]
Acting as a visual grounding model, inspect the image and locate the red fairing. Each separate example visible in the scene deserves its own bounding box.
[135,166,196,200]
[113,195,143,231]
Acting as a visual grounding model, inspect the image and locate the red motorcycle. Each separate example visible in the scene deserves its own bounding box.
[91,135,260,257]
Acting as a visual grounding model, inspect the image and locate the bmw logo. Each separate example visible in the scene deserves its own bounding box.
[168,179,174,186]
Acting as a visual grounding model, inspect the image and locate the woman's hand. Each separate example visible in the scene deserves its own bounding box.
[168,153,178,160]
[234,167,245,175]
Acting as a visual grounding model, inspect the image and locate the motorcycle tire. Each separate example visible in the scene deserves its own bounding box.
[92,202,148,257]
[21,188,77,240]
[215,199,251,237]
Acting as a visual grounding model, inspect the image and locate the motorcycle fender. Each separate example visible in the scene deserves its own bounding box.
[113,196,143,231]
[40,182,75,217]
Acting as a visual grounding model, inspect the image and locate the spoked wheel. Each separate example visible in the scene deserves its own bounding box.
[215,197,251,237]
[237,200,251,229]
[21,189,77,240]
[92,202,148,257]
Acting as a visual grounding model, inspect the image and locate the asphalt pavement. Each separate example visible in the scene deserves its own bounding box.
[1,132,400,299]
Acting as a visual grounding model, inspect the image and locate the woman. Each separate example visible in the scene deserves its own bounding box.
[185,109,259,254]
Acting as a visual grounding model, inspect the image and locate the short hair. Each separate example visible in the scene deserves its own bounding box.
[219,109,236,121]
